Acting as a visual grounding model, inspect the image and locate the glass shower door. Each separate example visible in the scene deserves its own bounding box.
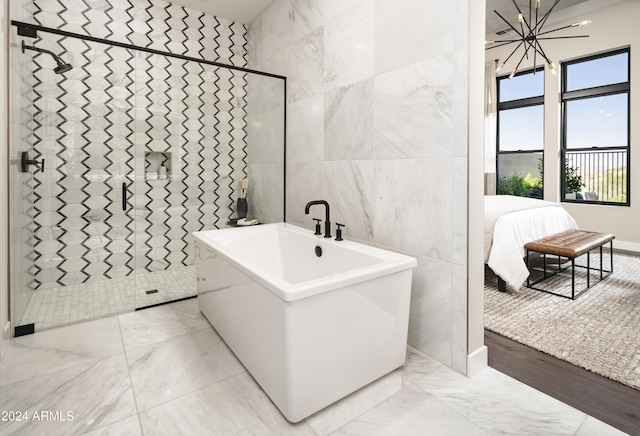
[10,30,139,331]
[130,49,194,309]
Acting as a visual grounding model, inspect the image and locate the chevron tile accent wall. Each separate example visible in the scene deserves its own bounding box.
[27,0,249,289]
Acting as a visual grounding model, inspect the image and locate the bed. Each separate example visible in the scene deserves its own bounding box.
[485,195,578,290]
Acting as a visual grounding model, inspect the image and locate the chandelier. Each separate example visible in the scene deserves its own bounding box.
[486,0,591,78]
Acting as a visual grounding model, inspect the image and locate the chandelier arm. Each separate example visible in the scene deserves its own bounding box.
[510,0,525,20]
[536,35,590,40]
[485,41,524,51]
[488,39,526,44]
[530,0,534,33]
[533,39,552,66]
[510,0,536,38]
[513,50,528,73]
[536,23,586,37]
[535,0,562,33]
[534,0,540,39]
[502,40,527,66]
[523,30,540,60]
[494,9,525,39]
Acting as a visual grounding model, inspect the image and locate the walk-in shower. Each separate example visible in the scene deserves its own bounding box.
[9,21,286,334]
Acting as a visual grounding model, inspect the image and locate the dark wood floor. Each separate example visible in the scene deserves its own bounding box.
[485,329,640,435]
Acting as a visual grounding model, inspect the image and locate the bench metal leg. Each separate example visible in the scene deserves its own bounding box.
[587,251,590,289]
[600,245,603,280]
[610,240,614,274]
[526,249,530,287]
[571,258,575,299]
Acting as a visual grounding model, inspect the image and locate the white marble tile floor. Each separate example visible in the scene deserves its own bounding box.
[0,298,625,435]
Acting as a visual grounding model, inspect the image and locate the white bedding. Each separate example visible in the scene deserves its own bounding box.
[485,196,578,289]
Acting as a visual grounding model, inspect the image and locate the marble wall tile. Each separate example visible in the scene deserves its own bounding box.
[407,255,453,366]
[286,162,324,225]
[324,79,374,161]
[452,47,470,158]
[289,27,324,103]
[246,107,285,164]
[247,162,285,223]
[322,0,374,91]
[374,0,454,75]
[127,328,245,411]
[373,158,453,260]
[139,372,315,435]
[451,263,468,374]
[0,354,137,435]
[452,156,468,266]
[323,160,375,242]
[451,0,470,52]
[251,0,291,77]
[289,0,323,38]
[287,94,325,163]
[374,56,454,159]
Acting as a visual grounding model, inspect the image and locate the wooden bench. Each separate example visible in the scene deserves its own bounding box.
[524,229,615,299]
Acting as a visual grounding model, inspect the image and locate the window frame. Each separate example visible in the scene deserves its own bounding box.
[496,67,545,199]
[560,47,631,206]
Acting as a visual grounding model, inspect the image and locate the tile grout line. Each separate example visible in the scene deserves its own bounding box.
[115,314,145,436]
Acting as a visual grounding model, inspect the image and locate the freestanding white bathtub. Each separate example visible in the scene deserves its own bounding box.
[193,222,417,422]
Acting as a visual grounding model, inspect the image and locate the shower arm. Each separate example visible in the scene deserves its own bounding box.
[21,40,66,67]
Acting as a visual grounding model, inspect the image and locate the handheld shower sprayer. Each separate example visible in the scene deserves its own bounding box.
[21,40,73,74]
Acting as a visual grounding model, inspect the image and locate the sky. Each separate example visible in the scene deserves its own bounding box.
[499,52,628,151]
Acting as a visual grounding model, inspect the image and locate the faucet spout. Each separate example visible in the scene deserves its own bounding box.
[304,200,331,238]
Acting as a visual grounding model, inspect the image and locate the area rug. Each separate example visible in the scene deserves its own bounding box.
[484,251,640,390]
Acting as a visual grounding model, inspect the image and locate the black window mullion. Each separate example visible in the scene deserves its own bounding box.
[561,48,630,206]
[496,68,545,198]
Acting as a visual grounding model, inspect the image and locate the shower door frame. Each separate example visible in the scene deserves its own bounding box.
[9,20,287,334]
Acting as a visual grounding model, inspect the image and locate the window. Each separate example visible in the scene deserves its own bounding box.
[561,49,630,204]
[496,68,544,198]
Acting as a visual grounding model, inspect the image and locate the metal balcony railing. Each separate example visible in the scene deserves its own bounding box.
[565,149,628,203]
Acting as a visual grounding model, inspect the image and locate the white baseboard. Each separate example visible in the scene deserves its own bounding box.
[613,240,640,254]
[467,345,488,377]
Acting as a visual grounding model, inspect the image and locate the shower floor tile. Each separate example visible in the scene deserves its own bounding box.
[19,265,196,331]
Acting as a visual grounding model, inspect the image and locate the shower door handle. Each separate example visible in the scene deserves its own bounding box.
[122,182,128,211]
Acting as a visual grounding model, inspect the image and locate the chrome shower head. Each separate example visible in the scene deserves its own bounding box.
[22,40,73,75]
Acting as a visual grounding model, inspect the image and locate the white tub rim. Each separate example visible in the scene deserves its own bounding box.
[193,222,417,302]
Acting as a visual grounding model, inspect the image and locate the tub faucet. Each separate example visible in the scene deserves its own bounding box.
[304,200,331,238]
